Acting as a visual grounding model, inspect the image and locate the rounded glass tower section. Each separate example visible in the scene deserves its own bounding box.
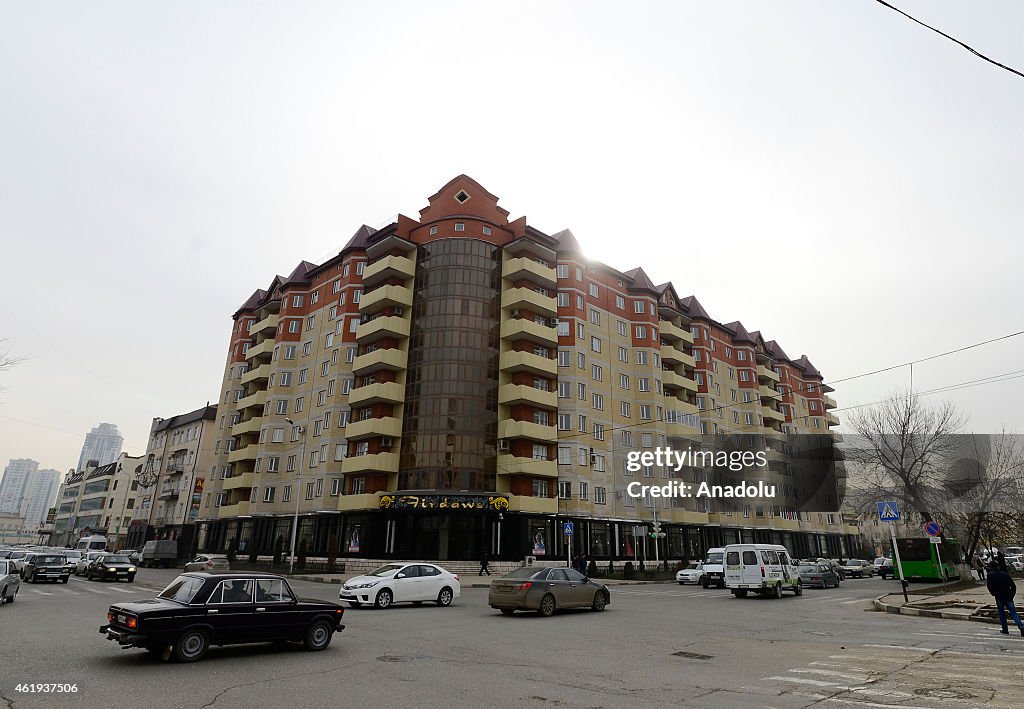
[398,238,500,491]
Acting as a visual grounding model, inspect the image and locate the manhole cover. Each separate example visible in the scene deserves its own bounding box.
[914,688,974,700]
[377,655,413,663]
[672,651,713,660]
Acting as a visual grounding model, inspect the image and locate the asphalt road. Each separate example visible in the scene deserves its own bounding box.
[2,569,1023,708]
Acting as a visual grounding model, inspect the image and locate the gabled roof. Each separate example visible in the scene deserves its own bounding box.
[765,339,790,361]
[680,295,711,320]
[282,260,318,286]
[655,282,684,311]
[551,228,582,253]
[724,321,756,343]
[623,267,659,294]
[233,289,267,317]
[341,224,377,253]
[153,405,218,433]
[793,355,822,378]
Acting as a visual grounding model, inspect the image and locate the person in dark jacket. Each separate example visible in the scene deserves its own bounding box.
[986,562,1024,636]
[479,548,490,576]
[996,551,1008,572]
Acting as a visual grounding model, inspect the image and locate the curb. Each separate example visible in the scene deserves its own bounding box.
[872,595,999,624]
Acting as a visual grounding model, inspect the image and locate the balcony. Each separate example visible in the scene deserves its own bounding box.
[498,419,557,443]
[251,314,279,334]
[663,416,701,438]
[345,416,403,441]
[662,369,697,393]
[501,288,557,318]
[502,257,557,288]
[659,320,694,345]
[496,454,557,478]
[826,412,840,427]
[756,365,780,383]
[498,384,557,409]
[661,344,695,368]
[222,472,255,491]
[231,416,263,436]
[761,406,785,423]
[347,381,405,407]
[236,390,267,412]
[359,284,413,314]
[227,445,258,463]
[499,318,557,346]
[499,350,556,377]
[507,496,558,515]
[241,364,271,385]
[759,384,780,401]
[158,485,181,499]
[341,452,399,475]
[337,493,381,512]
[355,315,410,343]
[216,501,250,518]
[244,339,275,361]
[352,348,407,375]
[362,254,415,287]
[824,395,837,410]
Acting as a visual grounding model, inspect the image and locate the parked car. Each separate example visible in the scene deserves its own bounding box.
[76,551,107,576]
[1004,555,1024,573]
[797,563,841,589]
[183,554,231,573]
[0,559,20,605]
[340,562,460,609]
[878,559,896,579]
[675,562,705,585]
[99,572,345,662]
[488,566,610,616]
[86,554,137,582]
[839,559,873,579]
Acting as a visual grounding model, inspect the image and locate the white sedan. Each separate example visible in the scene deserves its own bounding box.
[75,551,106,576]
[339,562,460,609]
[675,563,705,585]
[1005,556,1024,573]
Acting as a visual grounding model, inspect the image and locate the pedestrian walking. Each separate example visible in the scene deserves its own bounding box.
[479,548,490,576]
[974,555,986,581]
[997,551,1008,572]
[986,562,1024,636]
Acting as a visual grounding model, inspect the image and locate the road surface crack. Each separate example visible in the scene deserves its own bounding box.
[197,657,377,709]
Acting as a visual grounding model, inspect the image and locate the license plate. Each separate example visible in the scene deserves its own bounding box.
[117,614,126,624]
[117,571,127,575]
[496,585,512,592]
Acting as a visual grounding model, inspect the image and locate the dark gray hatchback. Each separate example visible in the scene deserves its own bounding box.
[488,566,610,617]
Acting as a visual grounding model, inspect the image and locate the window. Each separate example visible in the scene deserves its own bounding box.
[558,481,572,499]
[615,295,625,309]
[577,352,585,369]
[576,294,584,310]
[532,479,547,497]
[616,320,627,336]
[557,413,571,430]
[557,264,569,279]
[579,482,588,500]
[639,405,651,420]
[267,456,280,472]
[276,400,288,415]
[589,309,600,325]
[636,351,648,365]
[576,322,585,339]
[592,364,602,380]
[334,443,348,460]
[287,455,296,471]
[356,261,365,275]
[303,341,312,356]
[352,290,361,304]
[272,427,285,443]
[578,415,587,432]
[557,351,570,367]
[532,444,547,460]
[295,397,304,413]
[306,315,315,331]
[619,373,630,389]
[590,336,601,352]
[588,283,599,297]
[557,321,570,336]
[454,222,465,232]
[557,292,569,307]
[533,410,550,426]
[578,382,587,400]
[638,378,650,392]
[209,579,254,605]
[330,478,342,496]
[263,487,275,503]
[635,325,647,339]
[558,446,572,464]
[620,401,630,417]
[592,393,604,410]
[482,225,492,235]
[306,482,315,499]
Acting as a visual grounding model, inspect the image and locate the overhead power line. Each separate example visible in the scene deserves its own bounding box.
[873,0,1024,79]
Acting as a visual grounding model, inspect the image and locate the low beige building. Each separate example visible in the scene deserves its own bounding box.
[0,513,31,544]
[50,453,146,549]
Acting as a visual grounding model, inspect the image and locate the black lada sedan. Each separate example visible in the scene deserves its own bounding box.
[99,572,345,662]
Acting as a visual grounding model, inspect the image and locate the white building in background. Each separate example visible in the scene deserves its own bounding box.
[0,458,60,528]
[76,423,124,471]
[51,453,146,549]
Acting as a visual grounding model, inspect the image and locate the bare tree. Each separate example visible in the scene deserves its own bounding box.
[0,338,27,391]
[845,391,966,525]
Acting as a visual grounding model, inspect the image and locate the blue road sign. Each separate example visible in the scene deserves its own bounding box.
[877,501,900,522]
[925,521,942,537]
[563,522,574,535]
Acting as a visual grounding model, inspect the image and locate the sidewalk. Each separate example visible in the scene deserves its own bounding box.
[872,578,1008,625]
[292,573,678,589]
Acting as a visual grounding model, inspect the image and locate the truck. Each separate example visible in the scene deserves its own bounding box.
[139,539,178,568]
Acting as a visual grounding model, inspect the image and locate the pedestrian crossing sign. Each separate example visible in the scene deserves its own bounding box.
[877,501,900,522]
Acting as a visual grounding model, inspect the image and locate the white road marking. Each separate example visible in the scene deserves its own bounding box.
[840,598,873,604]
[862,644,936,652]
[790,668,871,682]
[30,590,54,596]
[109,586,134,593]
[80,586,108,594]
[823,699,932,709]
[762,676,855,689]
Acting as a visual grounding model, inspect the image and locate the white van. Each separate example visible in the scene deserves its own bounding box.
[76,535,108,552]
[700,547,726,589]
[724,543,803,598]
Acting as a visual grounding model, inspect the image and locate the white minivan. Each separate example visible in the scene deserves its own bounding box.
[701,548,726,588]
[724,543,803,598]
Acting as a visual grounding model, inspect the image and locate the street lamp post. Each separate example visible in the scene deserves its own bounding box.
[285,418,306,575]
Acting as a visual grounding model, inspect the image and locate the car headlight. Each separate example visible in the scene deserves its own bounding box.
[351,581,380,589]
[128,567,136,572]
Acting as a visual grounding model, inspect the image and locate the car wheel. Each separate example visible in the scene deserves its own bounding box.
[591,591,608,612]
[499,609,515,616]
[61,577,69,584]
[773,583,783,599]
[701,577,709,589]
[347,602,362,608]
[437,587,454,607]
[538,594,556,617]
[0,586,5,605]
[127,576,135,583]
[374,588,393,609]
[172,629,208,663]
[303,620,333,651]
[678,581,685,586]
[732,589,747,598]
[794,582,803,596]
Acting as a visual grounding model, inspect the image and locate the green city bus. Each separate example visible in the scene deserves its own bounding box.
[891,537,961,581]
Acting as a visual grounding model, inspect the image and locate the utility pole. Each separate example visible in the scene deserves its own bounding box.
[286,418,307,574]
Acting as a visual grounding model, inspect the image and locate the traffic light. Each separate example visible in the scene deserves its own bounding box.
[650,521,665,539]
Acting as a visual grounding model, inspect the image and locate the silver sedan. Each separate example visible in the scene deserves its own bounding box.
[0,559,20,605]
[488,566,610,617]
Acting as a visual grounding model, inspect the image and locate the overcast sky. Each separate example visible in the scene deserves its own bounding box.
[1,1,1022,476]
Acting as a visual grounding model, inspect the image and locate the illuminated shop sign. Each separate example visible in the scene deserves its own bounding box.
[379,494,510,511]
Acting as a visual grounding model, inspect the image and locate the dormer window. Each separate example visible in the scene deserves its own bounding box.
[455,190,470,203]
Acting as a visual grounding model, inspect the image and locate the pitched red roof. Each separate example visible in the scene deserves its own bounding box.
[724,321,756,343]
[341,224,377,253]
[680,295,711,320]
[623,267,659,294]
[282,260,318,286]
[552,228,583,253]
[233,288,267,316]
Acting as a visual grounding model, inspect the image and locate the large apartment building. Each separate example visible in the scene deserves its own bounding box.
[125,405,218,552]
[50,453,146,549]
[0,458,60,529]
[198,176,851,563]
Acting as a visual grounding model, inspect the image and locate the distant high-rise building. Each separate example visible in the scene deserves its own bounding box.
[76,423,124,471]
[0,459,60,528]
